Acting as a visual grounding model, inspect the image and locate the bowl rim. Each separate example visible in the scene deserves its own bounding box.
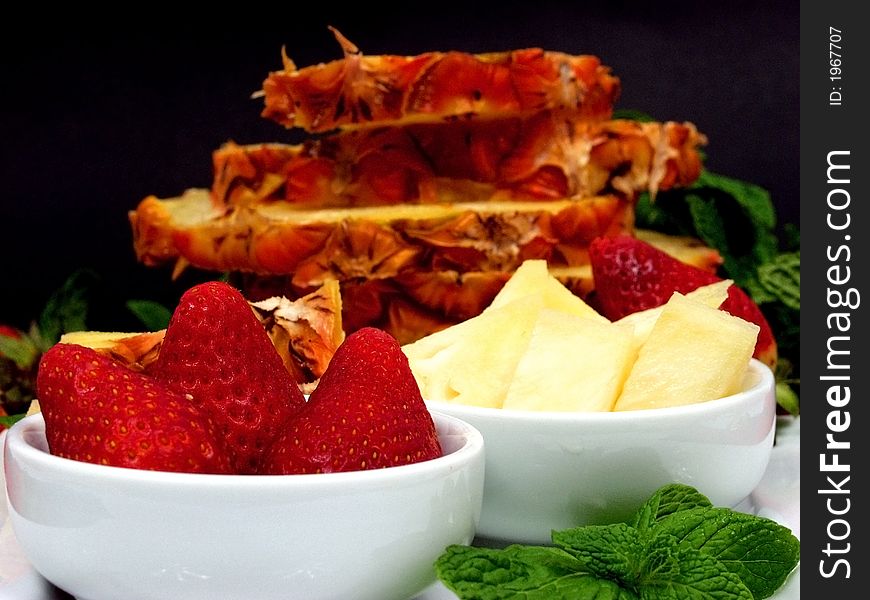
[3,410,484,487]
[425,358,774,423]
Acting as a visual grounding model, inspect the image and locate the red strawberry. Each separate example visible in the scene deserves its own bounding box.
[262,327,442,475]
[589,235,778,368]
[36,344,231,473]
[153,281,306,474]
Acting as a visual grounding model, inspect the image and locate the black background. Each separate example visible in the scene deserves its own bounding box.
[0,1,798,331]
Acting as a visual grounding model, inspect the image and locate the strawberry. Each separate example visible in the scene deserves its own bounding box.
[588,235,778,368]
[153,281,306,474]
[262,327,442,475]
[36,344,231,473]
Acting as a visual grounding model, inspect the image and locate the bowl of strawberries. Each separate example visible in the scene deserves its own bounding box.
[3,282,485,600]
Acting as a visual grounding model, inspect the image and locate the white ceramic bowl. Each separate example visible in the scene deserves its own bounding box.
[427,359,776,544]
[3,411,484,600]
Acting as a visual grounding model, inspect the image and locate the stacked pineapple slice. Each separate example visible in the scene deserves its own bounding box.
[130,31,711,343]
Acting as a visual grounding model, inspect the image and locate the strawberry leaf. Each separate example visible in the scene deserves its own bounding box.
[126,300,172,331]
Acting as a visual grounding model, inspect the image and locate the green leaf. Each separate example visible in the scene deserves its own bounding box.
[695,172,776,231]
[635,170,780,288]
[781,224,800,251]
[0,334,40,369]
[553,523,644,585]
[775,383,800,416]
[435,484,799,600]
[37,269,99,348]
[436,544,638,600]
[654,508,800,598]
[638,540,754,600]
[612,109,656,123]
[126,300,172,331]
[756,253,800,311]
[630,484,713,533]
[0,413,27,428]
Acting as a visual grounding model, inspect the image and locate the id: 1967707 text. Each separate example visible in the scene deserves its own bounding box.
[829,27,843,106]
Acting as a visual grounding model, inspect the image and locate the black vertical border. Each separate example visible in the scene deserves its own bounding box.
[801,1,868,596]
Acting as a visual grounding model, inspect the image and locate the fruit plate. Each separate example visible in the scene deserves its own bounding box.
[0,416,800,600]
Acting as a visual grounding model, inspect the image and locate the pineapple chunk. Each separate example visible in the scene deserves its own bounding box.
[487,259,607,323]
[59,330,165,371]
[59,330,157,349]
[614,280,733,351]
[503,309,635,412]
[614,292,759,411]
[401,314,480,363]
[407,296,543,408]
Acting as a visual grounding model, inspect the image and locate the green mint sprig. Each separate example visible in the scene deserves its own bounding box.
[436,484,800,600]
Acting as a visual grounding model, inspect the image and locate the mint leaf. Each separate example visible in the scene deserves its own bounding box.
[436,544,637,599]
[635,170,779,288]
[553,523,643,585]
[639,539,753,600]
[435,485,799,599]
[654,508,800,599]
[37,269,98,348]
[126,300,172,331]
[694,171,776,232]
[630,484,713,533]
[755,252,799,311]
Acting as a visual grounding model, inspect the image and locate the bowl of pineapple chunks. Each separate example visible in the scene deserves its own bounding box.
[403,259,777,544]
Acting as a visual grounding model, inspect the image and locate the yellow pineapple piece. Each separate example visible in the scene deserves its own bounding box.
[487,259,607,323]
[614,280,733,351]
[502,309,635,412]
[59,330,165,371]
[406,296,543,408]
[401,312,480,364]
[614,292,759,411]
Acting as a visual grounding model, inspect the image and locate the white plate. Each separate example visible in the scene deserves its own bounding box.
[1,417,800,600]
